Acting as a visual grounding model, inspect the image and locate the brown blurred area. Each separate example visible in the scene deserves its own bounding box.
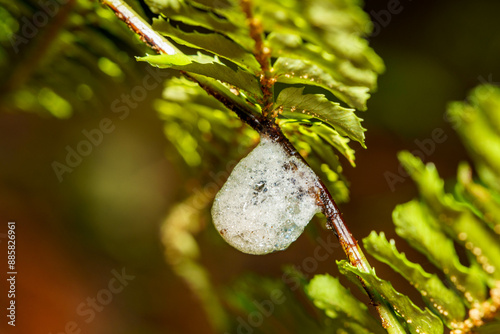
[0,0,500,333]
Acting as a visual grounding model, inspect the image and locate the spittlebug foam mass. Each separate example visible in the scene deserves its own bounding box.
[212,136,321,255]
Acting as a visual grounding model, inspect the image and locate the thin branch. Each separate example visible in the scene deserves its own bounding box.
[239,0,275,117]
[101,0,401,330]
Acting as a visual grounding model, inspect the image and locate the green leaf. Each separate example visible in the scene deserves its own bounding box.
[184,0,250,33]
[307,0,372,35]
[393,199,488,304]
[456,162,500,235]
[152,17,261,73]
[323,31,385,75]
[312,122,356,166]
[338,260,444,334]
[138,53,262,97]
[399,151,500,281]
[468,84,500,135]
[280,121,350,202]
[256,0,384,74]
[273,57,370,110]
[267,32,378,90]
[363,231,466,326]
[188,0,233,9]
[306,274,385,334]
[275,87,365,145]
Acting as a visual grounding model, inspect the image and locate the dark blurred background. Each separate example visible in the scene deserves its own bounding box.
[0,0,499,333]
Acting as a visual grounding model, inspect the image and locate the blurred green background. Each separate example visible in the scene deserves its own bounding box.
[0,0,499,333]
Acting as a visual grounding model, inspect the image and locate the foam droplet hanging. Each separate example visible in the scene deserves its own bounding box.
[212,135,321,254]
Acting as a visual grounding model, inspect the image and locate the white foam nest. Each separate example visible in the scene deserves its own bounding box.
[211,135,321,255]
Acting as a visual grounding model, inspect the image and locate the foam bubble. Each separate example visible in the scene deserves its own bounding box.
[211,135,321,254]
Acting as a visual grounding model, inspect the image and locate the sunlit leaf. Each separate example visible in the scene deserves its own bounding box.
[280,121,350,202]
[399,151,500,280]
[456,162,500,235]
[267,32,378,91]
[447,85,500,191]
[257,0,384,74]
[306,274,385,334]
[393,199,488,304]
[138,53,262,97]
[224,274,340,333]
[363,231,466,326]
[273,57,370,110]
[145,0,254,50]
[468,85,500,135]
[152,17,261,73]
[338,260,444,334]
[275,86,365,145]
